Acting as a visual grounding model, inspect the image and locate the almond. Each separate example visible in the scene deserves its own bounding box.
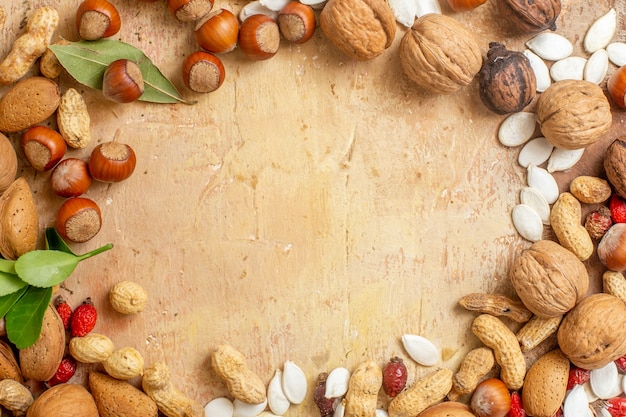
[0,177,38,260]
[89,371,158,417]
[19,305,65,381]
[522,349,569,417]
[0,77,60,133]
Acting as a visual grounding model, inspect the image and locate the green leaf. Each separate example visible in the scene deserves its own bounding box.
[5,286,52,349]
[0,259,15,274]
[49,39,195,105]
[0,272,27,297]
[15,243,113,288]
[45,227,75,255]
[0,286,28,319]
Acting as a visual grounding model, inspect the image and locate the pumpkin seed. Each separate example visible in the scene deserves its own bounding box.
[583,8,617,54]
[524,50,551,92]
[204,397,234,417]
[415,0,441,18]
[267,369,290,415]
[325,367,350,398]
[607,42,626,67]
[518,137,553,168]
[520,187,550,225]
[389,0,417,27]
[233,398,267,417]
[527,164,559,204]
[589,361,622,399]
[401,334,439,366]
[563,385,589,417]
[282,361,307,404]
[547,147,584,173]
[512,204,543,242]
[583,49,609,85]
[259,0,289,11]
[550,56,586,82]
[498,112,536,147]
[239,1,278,21]
[526,33,573,61]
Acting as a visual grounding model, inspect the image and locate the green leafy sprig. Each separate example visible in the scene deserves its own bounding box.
[0,228,112,349]
[49,39,195,105]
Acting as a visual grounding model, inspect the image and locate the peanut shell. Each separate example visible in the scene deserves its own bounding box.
[69,333,114,363]
[550,192,594,261]
[388,368,453,417]
[0,77,60,133]
[57,88,91,148]
[19,305,65,381]
[569,176,612,204]
[603,270,626,303]
[522,349,569,417]
[26,383,99,417]
[211,344,267,404]
[89,371,158,417]
[0,177,38,260]
[344,360,382,417]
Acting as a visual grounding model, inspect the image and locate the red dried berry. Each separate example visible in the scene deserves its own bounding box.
[585,206,613,240]
[606,397,626,417]
[509,391,526,417]
[54,296,73,330]
[382,356,407,398]
[47,357,77,386]
[610,194,626,223]
[70,297,97,337]
[615,354,626,373]
[313,373,334,417]
[566,366,590,390]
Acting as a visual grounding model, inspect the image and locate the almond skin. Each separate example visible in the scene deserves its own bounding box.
[0,177,39,260]
[522,349,569,417]
[0,77,60,133]
[19,305,65,381]
[89,371,158,417]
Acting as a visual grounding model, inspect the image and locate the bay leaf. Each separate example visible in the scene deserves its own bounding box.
[49,39,195,105]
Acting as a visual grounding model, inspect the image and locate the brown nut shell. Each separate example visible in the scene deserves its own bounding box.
[497,0,561,34]
[521,349,569,417]
[0,339,23,382]
[89,371,158,417]
[557,293,626,369]
[420,401,476,417]
[536,80,612,150]
[509,240,588,318]
[26,383,99,417]
[0,177,38,260]
[604,137,626,199]
[19,305,65,381]
[0,77,60,133]
[319,0,395,60]
[0,133,17,193]
[399,14,482,94]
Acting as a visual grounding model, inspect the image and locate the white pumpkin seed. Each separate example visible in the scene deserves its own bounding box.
[233,398,268,417]
[334,400,345,417]
[584,49,609,84]
[205,397,234,417]
[524,49,551,92]
[608,42,626,67]
[325,367,350,398]
[498,112,537,147]
[389,0,417,28]
[518,137,554,168]
[512,204,543,242]
[401,334,439,366]
[282,361,307,404]
[520,187,550,225]
[583,8,617,53]
[623,373,626,397]
[563,385,588,417]
[583,381,598,403]
[376,410,390,417]
[268,369,290,415]
[547,147,584,173]
[415,0,441,18]
[239,1,278,21]
[550,56,587,82]
[590,361,622,399]
[259,0,290,11]
[527,164,559,204]
[306,1,327,9]
[526,33,573,61]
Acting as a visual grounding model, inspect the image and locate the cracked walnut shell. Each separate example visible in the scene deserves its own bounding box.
[399,14,482,94]
[536,80,612,150]
[319,0,395,60]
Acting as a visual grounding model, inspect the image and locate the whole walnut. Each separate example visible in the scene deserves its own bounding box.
[604,137,626,199]
[319,0,396,60]
[557,293,626,370]
[509,240,588,318]
[497,0,561,33]
[399,14,482,94]
[479,42,536,114]
[536,80,612,150]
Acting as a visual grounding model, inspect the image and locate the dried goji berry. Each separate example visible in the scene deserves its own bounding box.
[54,296,72,331]
[313,373,334,417]
[47,357,77,386]
[69,297,97,337]
[615,354,626,373]
[585,206,613,240]
[382,356,407,398]
[606,397,626,417]
[566,366,590,390]
[610,194,626,223]
[508,391,526,417]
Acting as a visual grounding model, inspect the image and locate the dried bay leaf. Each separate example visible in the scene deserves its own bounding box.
[49,39,195,105]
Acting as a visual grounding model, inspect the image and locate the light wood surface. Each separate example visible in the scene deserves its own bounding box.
[1,0,625,414]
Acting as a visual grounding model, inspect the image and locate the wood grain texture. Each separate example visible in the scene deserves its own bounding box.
[0,0,624,414]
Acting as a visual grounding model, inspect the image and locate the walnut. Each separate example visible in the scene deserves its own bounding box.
[319,0,395,60]
[536,79,612,150]
[604,137,626,199]
[479,42,536,114]
[398,14,482,94]
[557,293,626,370]
[509,240,588,318]
[497,0,561,34]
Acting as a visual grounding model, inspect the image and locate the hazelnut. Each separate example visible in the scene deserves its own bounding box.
[76,0,121,40]
[102,59,144,103]
[277,2,316,44]
[238,14,280,61]
[182,51,225,93]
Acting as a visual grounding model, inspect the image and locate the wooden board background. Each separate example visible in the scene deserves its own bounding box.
[1,0,625,414]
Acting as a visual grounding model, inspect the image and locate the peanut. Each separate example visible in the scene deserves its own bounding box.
[343,360,382,417]
[0,7,59,85]
[57,88,91,148]
[458,293,532,323]
[102,346,144,379]
[471,314,525,390]
[516,315,563,352]
[0,379,33,417]
[448,347,494,400]
[388,368,453,417]
[210,344,267,405]
[142,361,204,417]
[603,270,626,303]
[40,39,69,79]
[549,192,594,261]
[69,333,114,363]
[569,175,612,204]
[109,280,148,314]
